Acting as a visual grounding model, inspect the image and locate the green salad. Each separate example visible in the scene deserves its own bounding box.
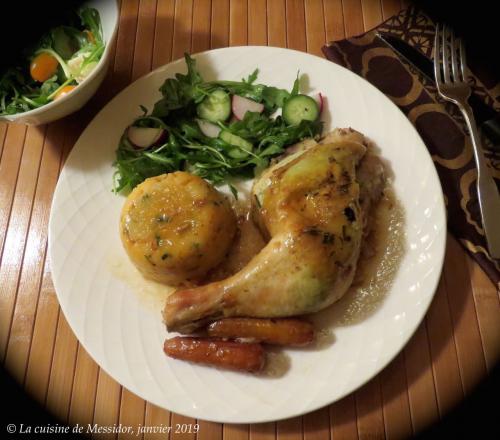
[0,7,103,115]
[113,54,324,196]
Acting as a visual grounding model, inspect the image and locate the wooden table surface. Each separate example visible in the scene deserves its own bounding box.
[1,0,499,438]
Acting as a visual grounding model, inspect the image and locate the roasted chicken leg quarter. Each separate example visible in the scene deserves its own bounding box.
[164,128,385,332]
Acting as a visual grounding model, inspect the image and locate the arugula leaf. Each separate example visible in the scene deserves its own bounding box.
[261,86,290,111]
[244,69,258,84]
[152,55,207,118]
[183,53,203,88]
[290,73,300,97]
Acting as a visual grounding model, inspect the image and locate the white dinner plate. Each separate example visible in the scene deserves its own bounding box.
[48,46,446,423]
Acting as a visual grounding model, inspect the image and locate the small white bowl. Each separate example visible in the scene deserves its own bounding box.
[0,0,118,126]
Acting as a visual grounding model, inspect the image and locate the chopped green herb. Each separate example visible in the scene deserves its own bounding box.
[155,234,162,246]
[144,254,156,266]
[156,214,171,222]
[303,226,321,236]
[322,232,335,244]
[254,194,262,209]
[344,206,356,222]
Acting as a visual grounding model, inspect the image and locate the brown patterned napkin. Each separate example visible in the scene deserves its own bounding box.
[322,6,500,289]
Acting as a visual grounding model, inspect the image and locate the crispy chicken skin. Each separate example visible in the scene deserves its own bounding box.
[164,129,385,332]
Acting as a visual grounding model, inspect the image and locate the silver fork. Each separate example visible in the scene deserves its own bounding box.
[434,24,500,259]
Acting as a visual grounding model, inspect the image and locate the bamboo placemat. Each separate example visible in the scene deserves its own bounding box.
[0,1,499,439]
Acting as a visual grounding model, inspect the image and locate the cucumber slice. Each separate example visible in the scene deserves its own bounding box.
[282,94,319,125]
[196,89,231,122]
[219,130,253,158]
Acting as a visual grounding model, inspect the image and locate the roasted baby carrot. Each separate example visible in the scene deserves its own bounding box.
[163,337,265,372]
[207,318,315,346]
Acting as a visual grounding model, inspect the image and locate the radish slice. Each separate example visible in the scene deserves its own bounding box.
[197,119,221,138]
[315,93,324,114]
[127,126,166,149]
[232,95,264,120]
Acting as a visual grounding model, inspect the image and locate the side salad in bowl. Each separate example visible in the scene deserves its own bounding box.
[0,1,118,125]
[113,54,325,196]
